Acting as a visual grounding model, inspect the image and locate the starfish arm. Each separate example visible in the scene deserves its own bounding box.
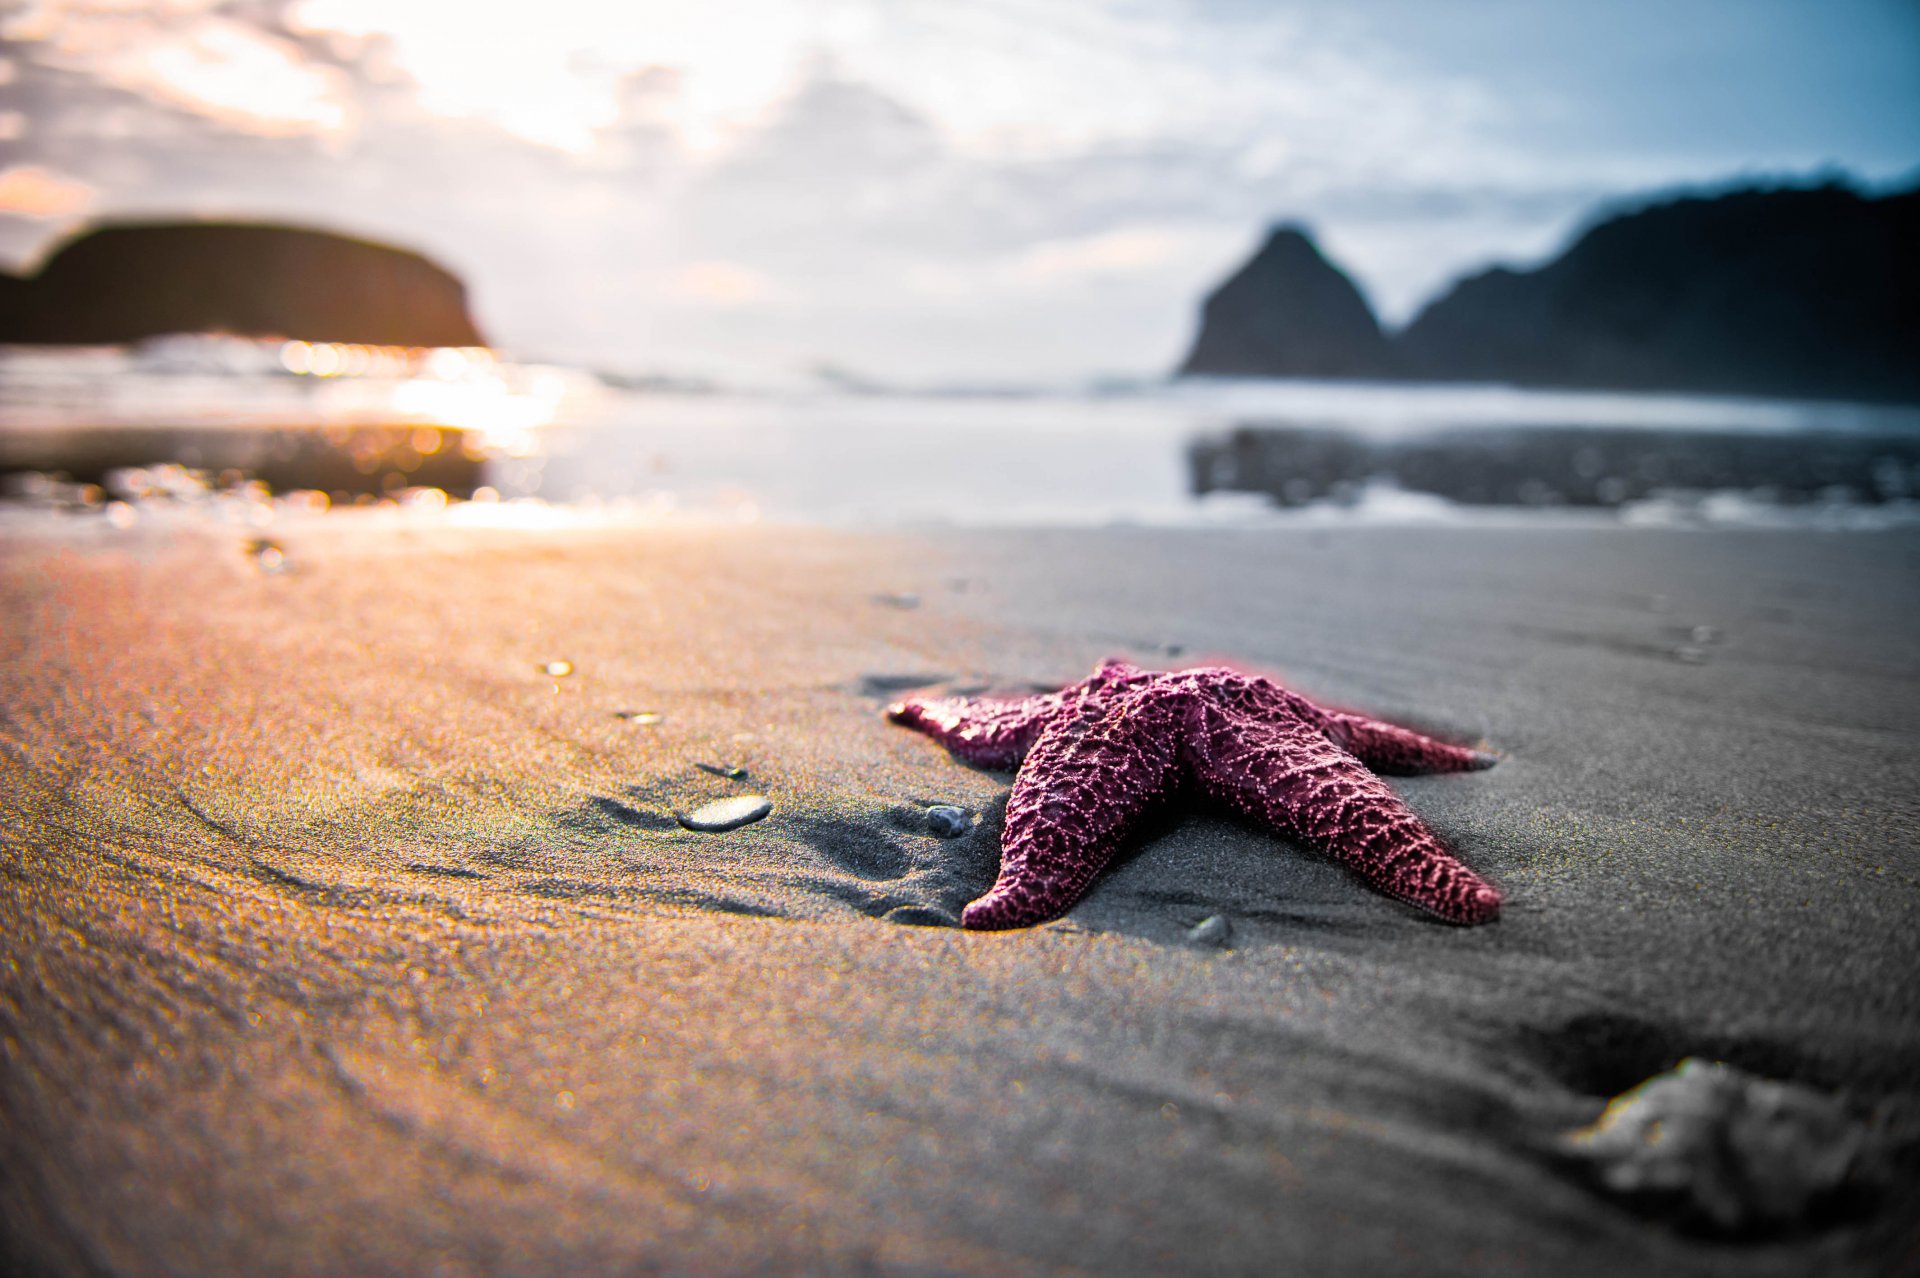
[962,688,1189,930]
[886,692,1064,769]
[1321,711,1497,776]
[1190,704,1501,924]
[886,660,1152,769]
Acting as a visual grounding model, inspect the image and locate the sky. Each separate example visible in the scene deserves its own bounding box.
[1,0,1916,383]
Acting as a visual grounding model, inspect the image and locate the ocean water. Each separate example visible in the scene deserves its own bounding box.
[6,340,1920,528]
[513,379,1920,527]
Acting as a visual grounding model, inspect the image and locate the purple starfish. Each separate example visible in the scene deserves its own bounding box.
[888,659,1502,930]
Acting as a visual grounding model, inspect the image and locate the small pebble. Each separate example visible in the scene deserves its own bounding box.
[540,660,574,677]
[697,763,749,781]
[1672,646,1708,665]
[1188,915,1232,947]
[1690,625,1722,644]
[613,710,663,725]
[677,795,772,832]
[872,591,920,609]
[924,805,970,838]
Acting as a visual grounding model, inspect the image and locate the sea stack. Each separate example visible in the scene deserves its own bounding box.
[1177,224,1395,379]
[0,221,486,348]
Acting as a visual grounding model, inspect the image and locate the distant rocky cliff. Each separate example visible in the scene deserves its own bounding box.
[0,221,485,348]
[1177,225,1394,379]
[1179,183,1920,403]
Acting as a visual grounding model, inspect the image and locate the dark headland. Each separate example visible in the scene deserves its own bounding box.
[1179,182,1920,403]
[0,221,485,348]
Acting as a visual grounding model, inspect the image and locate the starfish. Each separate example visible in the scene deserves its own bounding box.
[888,659,1502,930]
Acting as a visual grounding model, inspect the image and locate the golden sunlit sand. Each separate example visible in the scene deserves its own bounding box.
[4,511,1917,1274]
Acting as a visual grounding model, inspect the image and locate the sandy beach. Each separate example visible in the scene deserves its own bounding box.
[3,512,1918,1275]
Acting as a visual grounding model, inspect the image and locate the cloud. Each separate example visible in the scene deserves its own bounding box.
[1012,228,1180,282]
[0,163,93,218]
[9,3,354,137]
[2,0,1913,377]
[669,260,774,305]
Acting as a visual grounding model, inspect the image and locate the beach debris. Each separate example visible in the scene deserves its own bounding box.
[613,710,663,725]
[1187,915,1232,947]
[697,763,749,781]
[923,805,970,838]
[244,537,287,575]
[888,658,1501,930]
[539,659,574,677]
[1564,1057,1872,1233]
[677,795,772,832]
[871,591,920,609]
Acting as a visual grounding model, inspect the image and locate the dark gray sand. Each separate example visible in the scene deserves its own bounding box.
[3,516,1918,1275]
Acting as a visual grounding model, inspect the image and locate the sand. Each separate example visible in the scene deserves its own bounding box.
[2,511,1917,1275]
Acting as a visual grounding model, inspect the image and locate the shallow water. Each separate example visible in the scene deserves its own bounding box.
[515,381,1920,526]
[7,341,1920,527]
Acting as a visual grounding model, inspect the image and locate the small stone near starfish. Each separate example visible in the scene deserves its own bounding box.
[924,805,971,838]
[887,659,1502,930]
[677,795,772,832]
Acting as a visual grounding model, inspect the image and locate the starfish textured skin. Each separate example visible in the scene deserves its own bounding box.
[888,660,1502,930]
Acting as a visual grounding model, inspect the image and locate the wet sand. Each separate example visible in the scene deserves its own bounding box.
[2,514,1918,1275]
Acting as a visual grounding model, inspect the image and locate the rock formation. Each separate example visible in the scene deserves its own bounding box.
[0,221,485,348]
[1179,183,1920,403]
[1177,225,1395,379]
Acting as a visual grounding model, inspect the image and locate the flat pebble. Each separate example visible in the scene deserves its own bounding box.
[698,763,749,780]
[1188,915,1232,947]
[614,709,663,724]
[677,795,772,832]
[540,659,574,677]
[924,805,970,838]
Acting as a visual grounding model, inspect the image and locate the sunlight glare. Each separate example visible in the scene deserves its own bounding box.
[289,0,809,155]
